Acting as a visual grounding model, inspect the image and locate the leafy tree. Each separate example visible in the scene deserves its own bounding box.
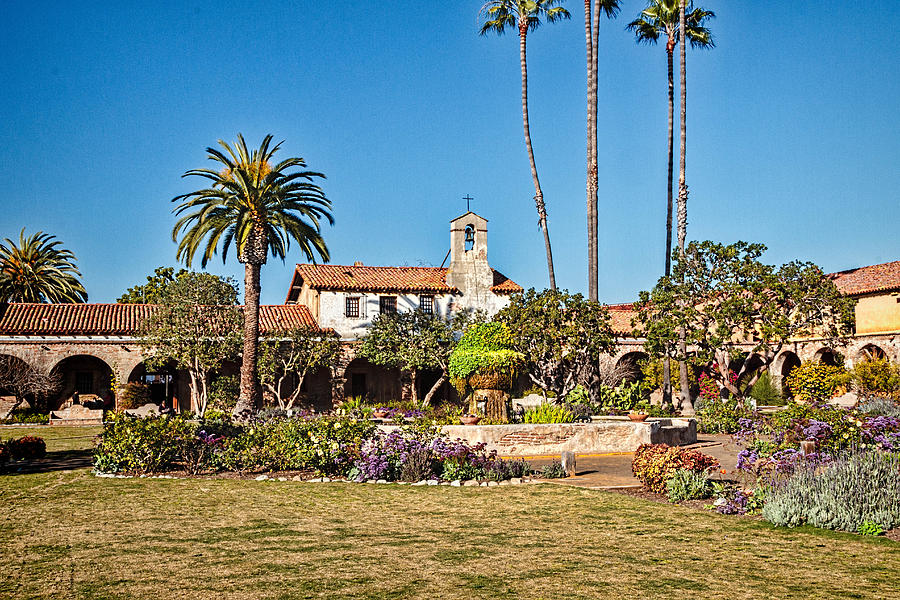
[138,272,242,416]
[584,0,621,301]
[634,241,856,402]
[359,309,478,407]
[496,288,617,399]
[257,325,341,411]
[117,267,189,304]
[479,0,570,291]
[171,134,333,416]
[0,228,87,303]
[448,321,525,396]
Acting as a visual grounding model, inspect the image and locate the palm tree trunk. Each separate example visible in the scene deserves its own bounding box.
[676,0,693,415]
[234,262,262,416]
[519,24,556,291]
[662,42,676,409]
[584,0,597,300]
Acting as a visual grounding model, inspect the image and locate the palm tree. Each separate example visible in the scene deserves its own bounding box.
[172,134,333,416]
[480,0,570,291]
[585,0,621,301]
[628,0,712,411]
[626,0,714,276]
[0,229,88,303]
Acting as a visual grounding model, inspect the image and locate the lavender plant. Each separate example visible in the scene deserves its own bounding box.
[762,449,900,532]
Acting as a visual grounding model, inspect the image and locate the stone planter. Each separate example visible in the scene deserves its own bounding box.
[628,412,649,422]
[460,415,482,426]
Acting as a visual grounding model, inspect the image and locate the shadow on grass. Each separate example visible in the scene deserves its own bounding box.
[2,448,93,475]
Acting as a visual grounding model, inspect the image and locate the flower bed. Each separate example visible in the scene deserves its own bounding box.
[92,412,548,484]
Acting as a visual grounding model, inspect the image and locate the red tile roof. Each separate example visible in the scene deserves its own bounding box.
[0,303,319,336]
[831,260,900,296]
[290,264,523,295]
[607,303,637,336]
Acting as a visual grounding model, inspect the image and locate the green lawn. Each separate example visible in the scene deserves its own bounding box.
[1,427,897,599]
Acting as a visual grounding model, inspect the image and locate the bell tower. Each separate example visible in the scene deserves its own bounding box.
[447,212,493,301]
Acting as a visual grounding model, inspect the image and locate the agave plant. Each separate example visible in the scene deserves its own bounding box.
[0,228,87,303]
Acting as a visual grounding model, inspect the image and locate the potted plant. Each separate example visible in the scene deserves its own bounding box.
[460,413,482,425]
[628,401,651,422]
[372,407,390,419]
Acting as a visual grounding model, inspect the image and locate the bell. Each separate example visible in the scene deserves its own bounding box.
[464,226,475,245]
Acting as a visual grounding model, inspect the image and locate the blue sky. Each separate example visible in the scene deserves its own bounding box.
[1,1,898,305]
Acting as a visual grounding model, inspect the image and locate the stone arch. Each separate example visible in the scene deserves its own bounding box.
[128,360,179,409]
[814,347,842,367]
[614,351,649,384]
[343,358,401,405]
[857,343,888,362]
[50,354,114,409]
[773,351,801,397]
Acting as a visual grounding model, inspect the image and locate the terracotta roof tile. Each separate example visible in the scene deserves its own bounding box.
[292,264,522,295]
[0,303,319,336]
[607,303,637,336]
[830,260,900,296]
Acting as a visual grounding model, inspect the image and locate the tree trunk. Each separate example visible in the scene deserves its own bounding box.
[519,24,557,290]
[676,1,693,414]
[422,373,447,409]
[409,368,418,406]
[665,44,675,277]
[585,0,598,301]
[234,261,262,417]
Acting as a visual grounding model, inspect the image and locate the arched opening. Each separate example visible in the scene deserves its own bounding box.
[343,358,401,405]
[858,344,887,362]
[614,352,649,384]
[464,225,475,252]
[50,355,114,409]
[775,351,801,397]
[814,348,842,367]
[128,361,178,409]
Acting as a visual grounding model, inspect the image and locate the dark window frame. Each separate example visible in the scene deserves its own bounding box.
[379,296,397,314]
[345,296,360,318]
[420,295,434,315]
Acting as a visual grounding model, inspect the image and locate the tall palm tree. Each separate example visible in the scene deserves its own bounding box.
[628,0,712,411]
[626,0,714,276]
[0,229,87,303]
[172,134,333,416]
[480,0,570,291]
[585,0,621,301]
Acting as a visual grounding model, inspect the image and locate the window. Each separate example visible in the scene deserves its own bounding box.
[380,296,397,314]
[345,297,360,318]
[75,372,93,395]
[420,295,434,315]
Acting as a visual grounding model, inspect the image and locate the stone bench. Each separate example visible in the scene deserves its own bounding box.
[49,403,103,426]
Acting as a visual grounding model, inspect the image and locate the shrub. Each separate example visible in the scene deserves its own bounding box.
[763,449,900,533]
[852,358,900,400]
[631,444,719,493]
[859,397,900,419]
[1,408,49,424]
[207,374,239,414]
[523,403,574,424]
[94,413,194,474]
[695,398,752,434]
[6,435,47,461]
[116,382,151,410]
[769,401,870,454]
[597,381,645,413]
[749,372,784,406]
[449,322,524,393]
[483,457,530,481]
[540,460,567,479]
[785,364,847,401]
[665,468,711,503]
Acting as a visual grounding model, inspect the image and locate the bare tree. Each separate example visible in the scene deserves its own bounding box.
[0,356,61,415]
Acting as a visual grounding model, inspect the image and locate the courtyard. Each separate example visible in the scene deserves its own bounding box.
[1,426,897,599]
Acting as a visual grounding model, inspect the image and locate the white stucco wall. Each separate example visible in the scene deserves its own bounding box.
[317,290,511,340]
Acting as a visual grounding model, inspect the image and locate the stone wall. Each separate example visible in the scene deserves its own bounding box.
[439,418,696,457]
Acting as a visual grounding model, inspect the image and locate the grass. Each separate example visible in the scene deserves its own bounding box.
[1,427,898,599]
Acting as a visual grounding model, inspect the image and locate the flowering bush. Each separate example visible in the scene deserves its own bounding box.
[851,358,900,400]
[631,444,719,494]
[695,398,752,434]
[785,364,847,401]
[5,435,47,461]
[698,372,719,403]
[94,412,194,474]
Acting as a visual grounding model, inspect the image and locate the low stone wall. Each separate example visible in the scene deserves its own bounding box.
[438,418,696,457]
